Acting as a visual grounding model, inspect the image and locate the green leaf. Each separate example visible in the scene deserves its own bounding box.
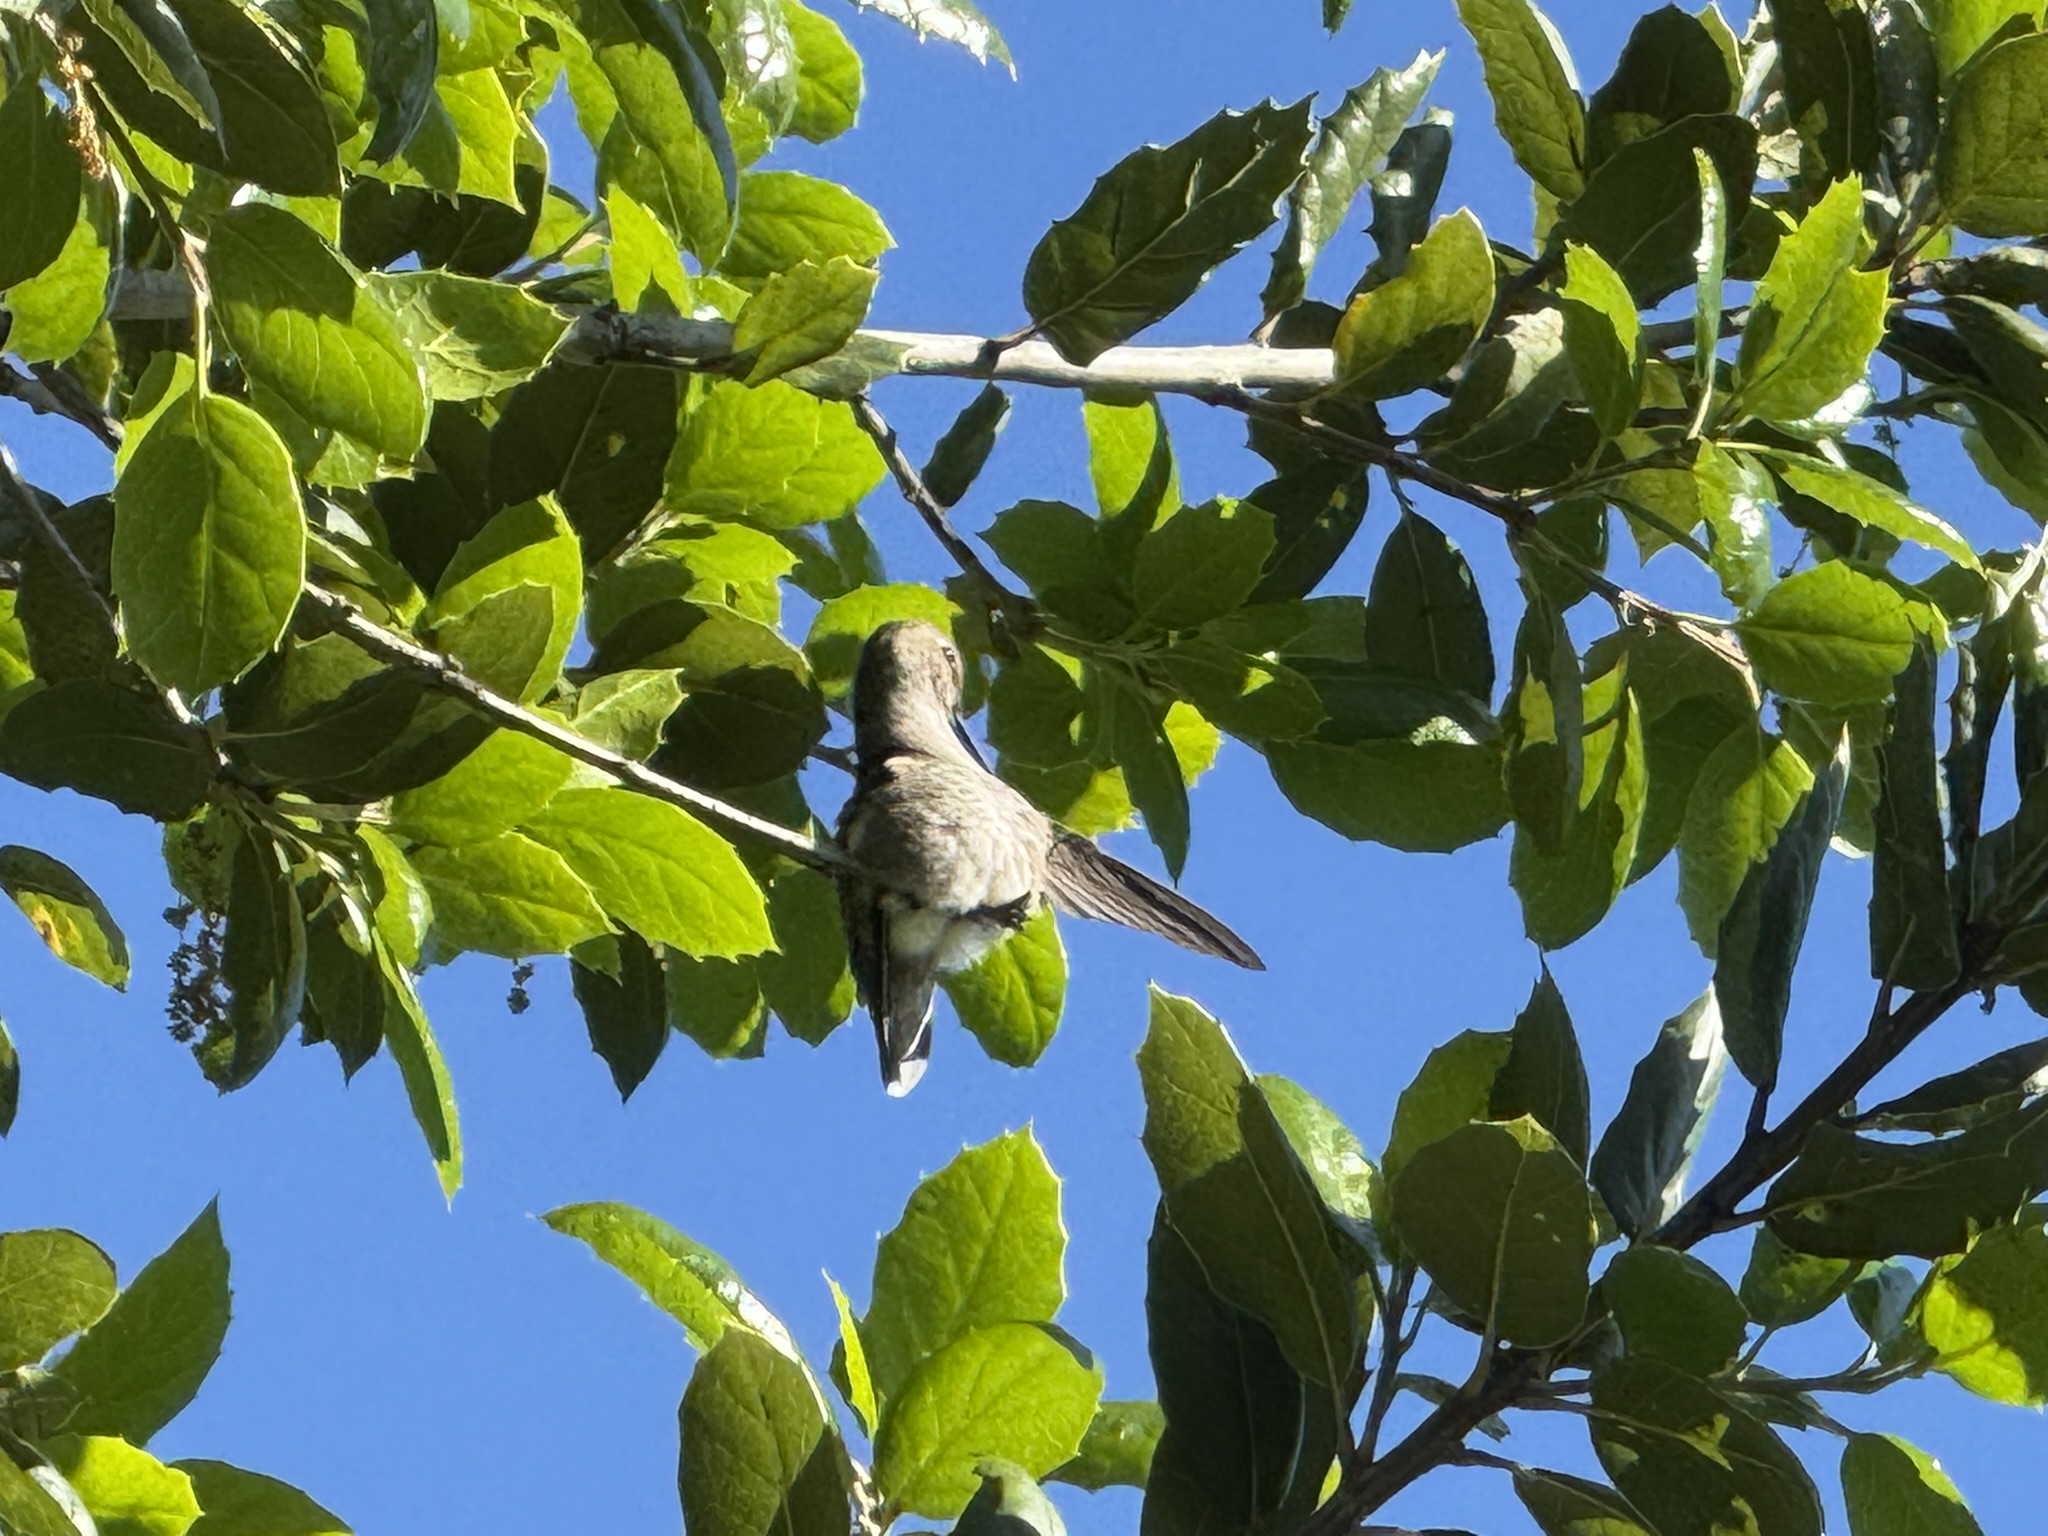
[1589,988,1727,1240]
[0,680,214,821]
[423,497,583,701]
[76,0,220,132]
[679,1328,847,1536]
[721,169,891,282]
[1455,0,1586,199]
[783,0,861,144]
[804,583,959,696]
[1715,741,1847,1091]
[0,77,84,291]
[1131,498,1275,630]
[1604,1245,1747,1375]
[52,1202,230,1445]
[872,1323,1101,1518]
[1023,100,1317,364]
[361,0,438,162]
[863,1130,1066,1405]
[1775,0,1881,180]
[0,846,129,988]
[544,1201,799,1356]
[1259,1076,1379,1253]
[1391,1116,1593,1345]
[1260,50,1443,323]
[1139,1211,1333,1536]
[1157,639,1324,743]
[111,390,306,695]
[1585,5,1738,163]
[0,1230,116,1371]
[1050,1401,1162,1493]
[1740,1225,1856,1327]
[377,947,461,1199]
[198,827,306,1091]
[1736,562,1937,707]
[387,729,573,847]
[1765,456,1978,571]
[984,501,1130,639]
[1510,653,1646,949]
[1588,1357,1822,1536]
[78,0,339,196]
[522,787,771,958]
[2,187,113,366]
[1764,1099,2048,1258]
[1559,243,1641,437]
[1105,675,1190,878]
[731,256,877,385]
[1245,460,1371,605]
[757,869,853,1045]
[1858,1037,2048,1135]
[1936,33,2048,236]
[370,270,567,402]
[826,1273,876,1433]
[1086,395,1180,555]
[1384,1027,1513,1183]
[1333,209,1494,398]
[1365,512,1494,700]
[1266,724,1510,853]
[1677,728,1815,952]
[1491,966,1590,1165]
[1733,179,1890,424]
[668,380,883,529]
[1841,1433,1982,1536]
[205,204,426,463]
[173,1460,350,1536]
[844,0,1010,70]
[1513,1468,1655,1536]
[1138,988,1362,1386]
[411,832,610,958]
[41,1436,198,1536]
[921,384,1010,509]
[570,669,686,759]
[1922,1221,2048,1403]
[940,905,1065,1069]
[570,930,669,1099]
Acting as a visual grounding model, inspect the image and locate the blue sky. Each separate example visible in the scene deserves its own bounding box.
[3,1,2043,1531]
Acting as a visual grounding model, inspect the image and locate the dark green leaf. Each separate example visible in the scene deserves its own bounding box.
[1858,1036,2048,1134]
[571,929,669,1101]
[1260,50,1443,323]
[1589,1357,1822,1536]
[1158,639,1324,743]
[0,680,213,820]
[757,868,853,1045]
[490,362,677,561]
[1513,1467,1655,1536]
[921,385,1010,510]
[1740,1225,1856,1327]
[79,0,220,133]
[0,1018,17,1137]
[1131,498,1275,631]
[1137,988,1361,1386]
[1365,512,1493,700]
[197,827,307,1091]
[1841,1433,1983,1536]
[1266,716,1509,853]
[1775,0,1881,179]
[1871,636,1960,990]
[0,846,129,988]
[1384,1027,1513,1183]
[1715,740,1846,1091]
[51,1202,230,1444]
[0,83,82,292]
[1590,989,1726,1239]
[1454,0,1585,199]
[1244,460,1371,605]
[1024,100,1317,363]
[1139,1212,1332,1536]
[1585,5,1738,163]
[362,0,438,161]
[1492,966,1590,1165]
[1603,1245,1746,1375]
[173,1459,350,1536]
[1357,113,1452,290]
[680,1328,847,1536]
[1764,1099,2048,1258]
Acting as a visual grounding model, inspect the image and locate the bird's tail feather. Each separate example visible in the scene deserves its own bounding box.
[1044,835,1264,970]
[876,969,937,1096]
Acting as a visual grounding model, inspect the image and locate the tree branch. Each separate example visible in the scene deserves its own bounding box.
[296,588,853,874]
[849,392,1039,635]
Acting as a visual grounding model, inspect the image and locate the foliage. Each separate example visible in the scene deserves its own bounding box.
[5,0,2048,1531]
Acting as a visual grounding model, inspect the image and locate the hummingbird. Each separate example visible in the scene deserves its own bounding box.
[835,620,1263,1095]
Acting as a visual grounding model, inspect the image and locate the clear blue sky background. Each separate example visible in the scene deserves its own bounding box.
[2,1,2042,1531]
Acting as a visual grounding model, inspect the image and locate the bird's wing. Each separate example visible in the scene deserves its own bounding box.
[1043,835,1264,970]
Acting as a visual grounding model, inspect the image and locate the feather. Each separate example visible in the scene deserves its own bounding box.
[1044,835,1264,970]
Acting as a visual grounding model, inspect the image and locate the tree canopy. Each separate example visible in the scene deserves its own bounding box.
[5,0,2048,1533]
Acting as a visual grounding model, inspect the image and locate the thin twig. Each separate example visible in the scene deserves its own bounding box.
[849,392,1039,635]
[298,587,853,873]
[0,440,117,634]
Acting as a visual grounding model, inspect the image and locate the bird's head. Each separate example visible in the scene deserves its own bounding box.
[852,620,968,751]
